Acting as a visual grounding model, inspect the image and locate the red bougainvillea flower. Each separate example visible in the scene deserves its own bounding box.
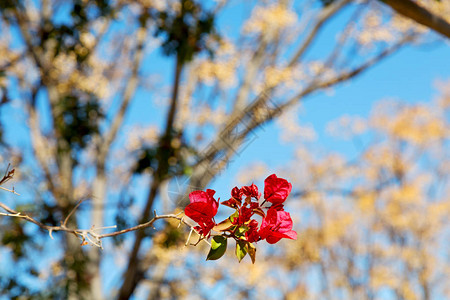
[221,187,243,209]
[242,183,261,199]
[233,205,253,225]
[259,207,297,244]
[231,186,243,200]
[263,174,292,204]
[185,189,219,237]
[184,174,297,263]
[245,219,260,243]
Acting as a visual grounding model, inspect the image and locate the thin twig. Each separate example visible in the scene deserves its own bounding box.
[288,0,351,66]
[0,199,190,248]
[63,197,89,227]
[98,212,185,239]
[0,186,20,195]
[0,164,14,186]
[0,165,19,195]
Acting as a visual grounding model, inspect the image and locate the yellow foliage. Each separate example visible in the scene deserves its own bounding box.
[370,266,398,290]
[321,214,355,247]
[195,59,237,88]
[244,4,297,35]
[357,193,376,213]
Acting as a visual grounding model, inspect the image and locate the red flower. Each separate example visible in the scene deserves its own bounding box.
[245,219,260,243]
[231,186,243,200]
[185,189,219,237]
[221,187,243,209]
[233,205,253,225]
[242,183,261,199]
[263,174,292,204]
[259,207,297,244]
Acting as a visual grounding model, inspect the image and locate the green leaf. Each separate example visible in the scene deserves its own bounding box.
[235,225,248,238]
[229,210,239,223]
[206,236,227,261]
[235,240,248,263]
[247,243,257,264]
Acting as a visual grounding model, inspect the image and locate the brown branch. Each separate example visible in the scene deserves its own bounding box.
[0,202,55,229]
[14,7,62,199]
[381,0,450,39]
[0,200,187,248]
[0,164,19,195]
[63,197,89,227]
[0,164,15,186]
[0,164,187,247]
[98,212,185,239]
[118,26,187,300]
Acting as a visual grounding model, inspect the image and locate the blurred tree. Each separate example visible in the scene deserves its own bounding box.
[0,0,448,299]
[381,0,450,38]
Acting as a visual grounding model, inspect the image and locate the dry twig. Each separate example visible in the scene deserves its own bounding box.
[0,199,190,249]
[0,165,199,248]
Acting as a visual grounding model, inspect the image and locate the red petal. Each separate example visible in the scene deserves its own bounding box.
[264,174,292,204]
[259,208,297,244]
[188,190,218,216]
[266,230,297,244]
[206,189,216,199]
[188,190,209,204]
[221,198,241,209]
[266,236,282,244]
[185,202,215,221]
[276,210,294,231]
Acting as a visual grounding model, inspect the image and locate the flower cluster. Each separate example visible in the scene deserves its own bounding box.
[184,174,297,263]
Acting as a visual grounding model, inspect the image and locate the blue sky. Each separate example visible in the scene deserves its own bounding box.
[193,2,450,200]
[108,2,450,203]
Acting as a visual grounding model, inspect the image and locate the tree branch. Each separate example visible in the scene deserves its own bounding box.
[381,0,450,39]
[0,200,187,249]
[117,30,186,300]
[288,0,350,66]
[241,35,414,142]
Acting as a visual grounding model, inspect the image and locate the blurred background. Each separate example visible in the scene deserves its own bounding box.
[0,0,449,299]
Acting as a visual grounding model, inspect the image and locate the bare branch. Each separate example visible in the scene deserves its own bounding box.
[0,161,187,248]
[0,164,15,186]
[0,164,19,195]
[0,199,188,248]
[62,197,89,227]
[98,212,185,239]
[0,186,20,195]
